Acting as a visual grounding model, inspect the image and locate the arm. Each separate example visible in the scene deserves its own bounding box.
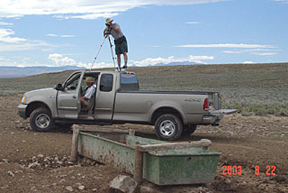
[103,28,108,37]
[111,26,120,33]
[110,23,121,33]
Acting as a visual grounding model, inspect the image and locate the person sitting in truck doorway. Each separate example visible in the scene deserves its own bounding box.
[80,77,96,108]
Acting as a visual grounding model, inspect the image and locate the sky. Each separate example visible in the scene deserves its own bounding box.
[0,0,287,69]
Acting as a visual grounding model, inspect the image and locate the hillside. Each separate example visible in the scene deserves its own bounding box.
[0,66,84,78]
[1,63,287,115]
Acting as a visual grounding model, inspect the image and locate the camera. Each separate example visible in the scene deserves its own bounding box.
[105,28,111,35]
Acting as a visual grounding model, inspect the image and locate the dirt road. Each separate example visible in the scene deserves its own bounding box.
[0,95,287,192]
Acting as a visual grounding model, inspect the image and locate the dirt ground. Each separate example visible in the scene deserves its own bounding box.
[0,95,287,193]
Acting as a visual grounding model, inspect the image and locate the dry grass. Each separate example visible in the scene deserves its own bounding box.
[1,63,287,115]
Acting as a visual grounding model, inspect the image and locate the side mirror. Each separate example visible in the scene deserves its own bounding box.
[54,83,63,91]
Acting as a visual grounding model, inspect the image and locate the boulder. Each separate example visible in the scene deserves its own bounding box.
[109,175,138,193]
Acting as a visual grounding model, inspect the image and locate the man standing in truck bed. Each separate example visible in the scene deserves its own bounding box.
[103,18,128,70]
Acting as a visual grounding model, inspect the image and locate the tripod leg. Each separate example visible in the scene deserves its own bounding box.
[90,37,106,71]
[108,36,120,71]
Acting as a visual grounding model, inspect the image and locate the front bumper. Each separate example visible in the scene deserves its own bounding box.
[18,104,28,119]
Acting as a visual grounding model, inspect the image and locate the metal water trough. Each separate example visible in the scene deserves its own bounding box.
[71,128,221,185]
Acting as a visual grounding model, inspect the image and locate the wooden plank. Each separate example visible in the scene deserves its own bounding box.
[134,145,144,184]
[129,129,135,136]
[70,127,80,162]
[138,139,212,152]
[79,127,129,134]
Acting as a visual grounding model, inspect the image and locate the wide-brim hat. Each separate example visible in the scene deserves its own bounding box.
[105,18,113,24]
[85,77,94,83]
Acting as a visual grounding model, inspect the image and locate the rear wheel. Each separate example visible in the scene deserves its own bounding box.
[154,114,183,141]
[182,125,197,136]
[30,107,54,132]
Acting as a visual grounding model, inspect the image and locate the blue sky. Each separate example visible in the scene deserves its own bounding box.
[0,0,287,69]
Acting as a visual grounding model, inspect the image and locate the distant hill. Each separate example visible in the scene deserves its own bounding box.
[153,61,199,66]
[0,66,84,78]
[0,62,200,78]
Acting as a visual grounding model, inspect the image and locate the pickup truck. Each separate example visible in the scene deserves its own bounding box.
[18,70,236,140]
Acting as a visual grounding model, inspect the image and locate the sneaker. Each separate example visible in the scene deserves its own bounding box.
[122,65,127,69]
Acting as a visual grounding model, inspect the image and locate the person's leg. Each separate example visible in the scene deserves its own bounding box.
[123,52,128,68]
[117,54,121,69]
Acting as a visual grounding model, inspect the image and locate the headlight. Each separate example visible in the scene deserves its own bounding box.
[21,96,27,104]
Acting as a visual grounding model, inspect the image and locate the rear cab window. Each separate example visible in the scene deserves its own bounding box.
[120,72,139,91]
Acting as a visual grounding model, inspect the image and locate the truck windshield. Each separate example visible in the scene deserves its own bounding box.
[120,72,139,91]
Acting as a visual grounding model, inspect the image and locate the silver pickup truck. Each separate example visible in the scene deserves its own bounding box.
[18,70,236,140]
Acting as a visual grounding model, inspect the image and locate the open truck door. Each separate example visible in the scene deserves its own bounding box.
[57,71,84,119]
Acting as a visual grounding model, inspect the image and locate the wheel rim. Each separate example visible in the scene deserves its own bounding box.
[159,120,175,137]
[35,113,50,129]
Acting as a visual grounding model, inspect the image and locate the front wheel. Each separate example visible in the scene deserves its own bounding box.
[154,114,183,141]
[30,107,54,132]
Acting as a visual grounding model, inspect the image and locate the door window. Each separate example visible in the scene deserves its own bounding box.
[100,74,113,92]
[64,73,81,91]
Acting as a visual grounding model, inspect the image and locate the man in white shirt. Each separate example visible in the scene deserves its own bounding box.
[80,77,96,107]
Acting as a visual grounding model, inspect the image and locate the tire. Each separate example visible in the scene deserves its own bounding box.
[182,125,197,136]
[30,107,54,132]
[154,114,183,141]
[54,123,73,132]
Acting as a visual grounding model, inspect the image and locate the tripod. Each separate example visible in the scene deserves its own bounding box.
[90,35,119,71]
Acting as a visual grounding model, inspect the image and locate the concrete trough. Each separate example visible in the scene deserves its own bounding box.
[73,129,221,185]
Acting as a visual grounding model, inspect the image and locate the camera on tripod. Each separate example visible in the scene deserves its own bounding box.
[105,28,112,35]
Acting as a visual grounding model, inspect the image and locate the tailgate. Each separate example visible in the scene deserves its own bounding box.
[210,109,238,115]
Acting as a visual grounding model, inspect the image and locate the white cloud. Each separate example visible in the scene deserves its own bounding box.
[186,21,199,25]
[176,43,275,49]
[0,22,13,26]
[273,0,288,3]
[61,35,75,38]
[47,53,214,69]
[0,29,26,43]
[46,33,75,38]
[132,55,214,66]
[0,41,53,52]
[0,0,226,19]
[243,61,254,64]
[252,52,277,56]
[48,53,77,67]
[223,48,279,56]
[46,34,58,37]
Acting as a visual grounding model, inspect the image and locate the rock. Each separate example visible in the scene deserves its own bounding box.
[2,159,9,163]
[139,185,160,193]
[198,186,212,193]
[28,162,40,169]
[65,186,73,192]
[109,175,138,193]
[78,185,85,190]
[7,171,15,177]
[216,177,238,191]
[37,154,44,158]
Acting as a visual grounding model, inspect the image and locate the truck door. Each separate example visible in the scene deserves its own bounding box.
[94,73,115,121]
[57,71,84,119]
